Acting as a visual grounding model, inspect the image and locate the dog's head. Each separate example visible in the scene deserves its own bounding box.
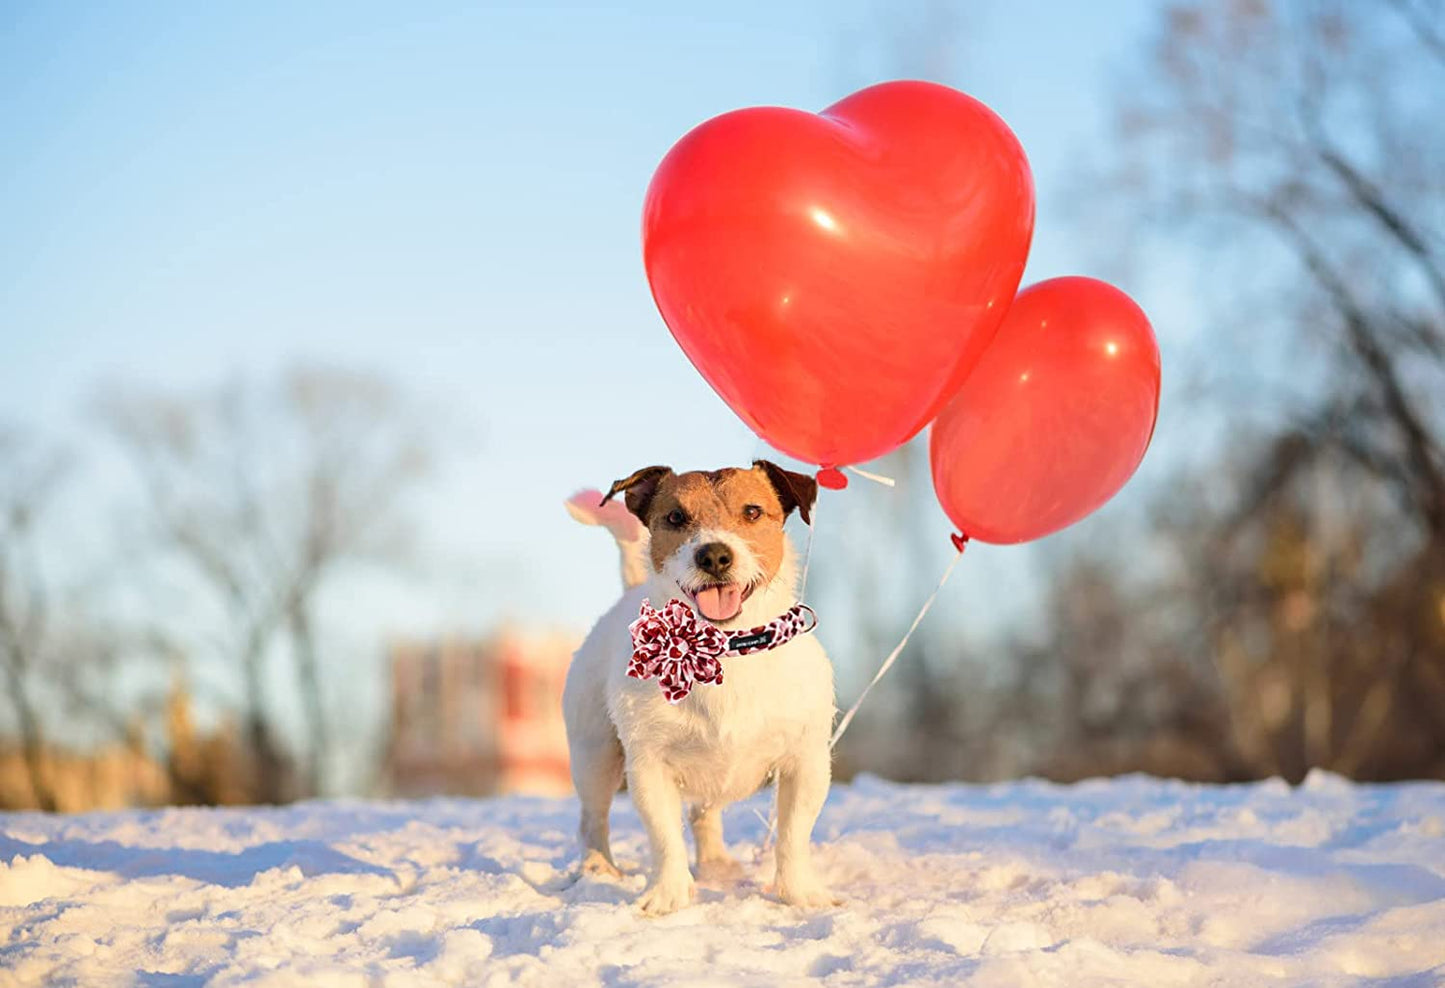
[601,460,817,625]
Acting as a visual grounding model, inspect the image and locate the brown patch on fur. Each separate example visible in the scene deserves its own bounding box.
[629,465,798,581]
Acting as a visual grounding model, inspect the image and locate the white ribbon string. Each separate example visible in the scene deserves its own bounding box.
[845,465,897,487]
[829,549,964,748]
[797,495,818,603]
[758,543,965,862]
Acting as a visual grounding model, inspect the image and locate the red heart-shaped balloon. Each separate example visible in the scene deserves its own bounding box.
[643,80,1034,468]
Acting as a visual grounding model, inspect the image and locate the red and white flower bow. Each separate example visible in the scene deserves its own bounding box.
[627,598,727,703]
[627,597,817,703]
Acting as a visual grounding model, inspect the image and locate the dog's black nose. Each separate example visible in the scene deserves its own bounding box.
[694,542,733,578]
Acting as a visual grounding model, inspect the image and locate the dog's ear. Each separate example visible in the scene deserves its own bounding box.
[601,465,673,522]
[753,460,818,525]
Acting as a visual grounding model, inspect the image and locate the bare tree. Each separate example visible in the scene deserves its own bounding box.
[1108,0,1445,533]
[0,428,68,810]
[971,1,1445,785]
[1102,0,1444,770]
[99,367,431,800]
[829,0,1445,784]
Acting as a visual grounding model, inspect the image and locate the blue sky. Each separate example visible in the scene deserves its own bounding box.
[1,1,1193,702]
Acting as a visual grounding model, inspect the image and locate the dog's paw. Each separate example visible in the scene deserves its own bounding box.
[776,877,842,910]
[636,873,696,917]
[695,855,745,883]
[579,851,623,881]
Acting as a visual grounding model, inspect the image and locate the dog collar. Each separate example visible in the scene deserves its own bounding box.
[627,597,818,704]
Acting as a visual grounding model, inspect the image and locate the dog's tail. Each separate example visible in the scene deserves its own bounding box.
[565,489,650,590]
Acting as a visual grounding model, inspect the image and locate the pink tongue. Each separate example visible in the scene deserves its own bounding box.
[694,585,743,622]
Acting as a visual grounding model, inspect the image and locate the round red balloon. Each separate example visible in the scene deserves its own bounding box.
[929,277,1161,544]
[643,80,1034,469]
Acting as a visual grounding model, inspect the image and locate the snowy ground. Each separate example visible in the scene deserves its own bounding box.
[2,773,1444,987]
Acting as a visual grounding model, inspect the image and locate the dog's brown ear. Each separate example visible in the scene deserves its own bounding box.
[753,460,818,525]
[601,465,673,522]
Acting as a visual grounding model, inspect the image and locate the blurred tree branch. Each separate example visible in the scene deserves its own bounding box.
[0,428,67,811]
[1023,0,1445,782]
[838,0,1445,784]
[99,366,431,799]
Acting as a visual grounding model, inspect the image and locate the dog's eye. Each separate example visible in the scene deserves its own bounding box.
[664,509,687,528]
[742,504,763,522]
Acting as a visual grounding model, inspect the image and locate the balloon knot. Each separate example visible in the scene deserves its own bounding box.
[816,467,849,490]
[949,532,970,553]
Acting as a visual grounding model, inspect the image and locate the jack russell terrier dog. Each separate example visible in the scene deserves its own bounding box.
[563,460,837,916]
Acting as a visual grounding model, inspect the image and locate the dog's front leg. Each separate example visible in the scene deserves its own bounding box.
[774,740,839,908]
[627,756,695,916]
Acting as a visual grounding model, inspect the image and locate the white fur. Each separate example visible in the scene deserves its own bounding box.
[563,529,837,916]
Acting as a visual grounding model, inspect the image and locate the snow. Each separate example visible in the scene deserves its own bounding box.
[3,771,1444,986]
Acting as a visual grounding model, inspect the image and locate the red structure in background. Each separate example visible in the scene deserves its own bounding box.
[385,629,576,797]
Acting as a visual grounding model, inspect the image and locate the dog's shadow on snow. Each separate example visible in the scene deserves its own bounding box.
[0,832,395,888]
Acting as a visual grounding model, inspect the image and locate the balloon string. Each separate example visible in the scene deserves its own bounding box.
[829,547,964,748]
[845,465,897,487]
[756,542,964,864]
[797,496,818,603]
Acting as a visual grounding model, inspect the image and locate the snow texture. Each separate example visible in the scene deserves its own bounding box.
[2,771,1444,986]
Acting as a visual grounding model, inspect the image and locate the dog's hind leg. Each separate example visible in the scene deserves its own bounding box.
[571,730,624,879]
[690,804,743,881]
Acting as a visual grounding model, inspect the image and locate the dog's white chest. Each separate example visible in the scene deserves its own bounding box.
[608,632,834,804]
